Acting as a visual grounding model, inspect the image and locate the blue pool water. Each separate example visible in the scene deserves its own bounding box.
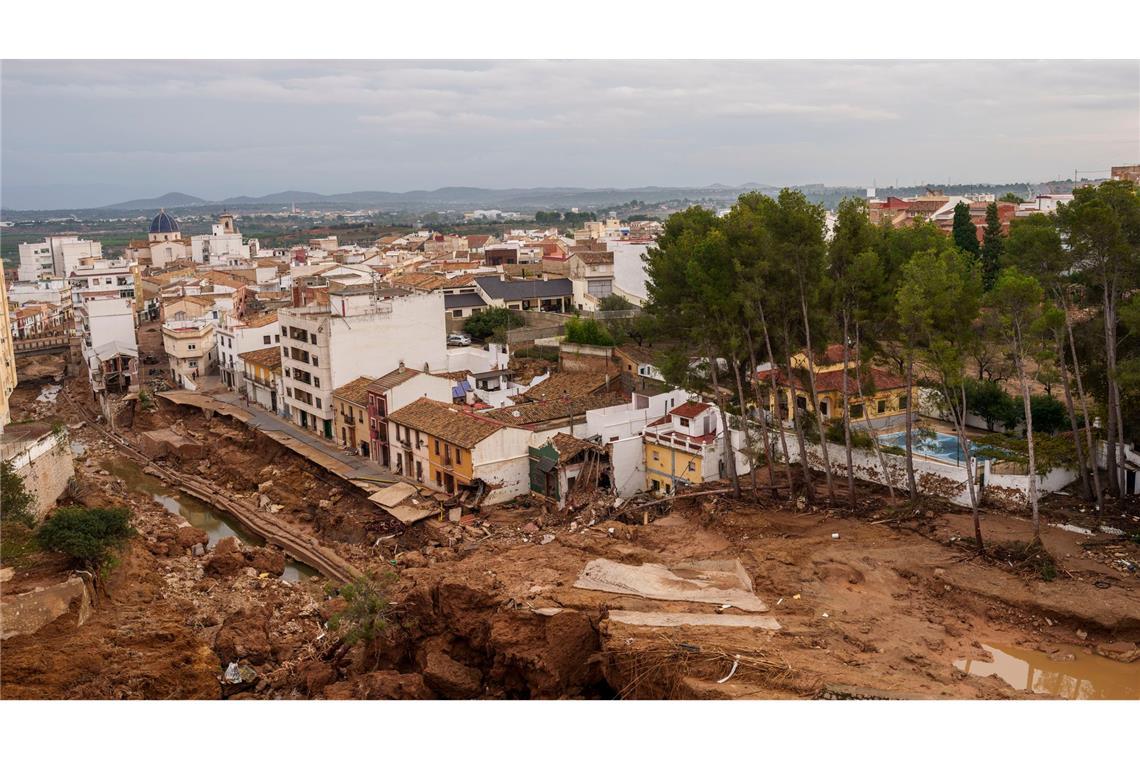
[877,430,993,465]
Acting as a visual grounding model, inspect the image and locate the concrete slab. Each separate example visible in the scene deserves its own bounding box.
[573,558,769,612]
[608,610,781,630]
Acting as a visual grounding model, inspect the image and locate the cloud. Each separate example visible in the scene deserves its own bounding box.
[2,60,1137,207]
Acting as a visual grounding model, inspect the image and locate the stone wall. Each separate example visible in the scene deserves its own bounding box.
[5,431,75,518]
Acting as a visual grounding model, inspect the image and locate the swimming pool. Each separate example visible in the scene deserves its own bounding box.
[877,430,993,466]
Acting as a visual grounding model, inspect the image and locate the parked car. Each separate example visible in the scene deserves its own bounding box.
[447,332,472,346]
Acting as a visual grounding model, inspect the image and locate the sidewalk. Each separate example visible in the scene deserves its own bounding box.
[159,388,399,489]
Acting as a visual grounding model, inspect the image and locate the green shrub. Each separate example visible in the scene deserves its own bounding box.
[1,461,36,527]
[463,308,525,341]
[564,316,616,346]
[327,572,395,646]
[514,345,560,362]
[37,507,135,572]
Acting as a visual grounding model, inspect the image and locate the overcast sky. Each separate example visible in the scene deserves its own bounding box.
[2,59,1137,209]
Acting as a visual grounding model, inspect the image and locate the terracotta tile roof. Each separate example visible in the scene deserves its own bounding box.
[389,397,504,449]
[239,346,282,370]
[574,250,614,265]
[614,345,659,367]
[548,432,607,464]
[367,365,423,393]
[523,372,609,402]
[484,393,625,426]
[200,270,248,290]
[431,370,470,382]
[466,235,492,249]
[391,272,449,291]
[244,311,279,328]
[669,401,711,418]
[333,376,376,407]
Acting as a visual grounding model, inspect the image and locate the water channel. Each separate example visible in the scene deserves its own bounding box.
[100,457,317,583]
[954,643,1139,699]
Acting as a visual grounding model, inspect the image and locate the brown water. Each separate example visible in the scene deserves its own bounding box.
[955,643,1140,699]
[101,458,317,583]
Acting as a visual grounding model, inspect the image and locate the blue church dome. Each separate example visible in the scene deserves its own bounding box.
[149,209,180,234]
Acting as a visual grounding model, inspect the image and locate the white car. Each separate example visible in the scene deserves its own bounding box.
[447,333,472,346]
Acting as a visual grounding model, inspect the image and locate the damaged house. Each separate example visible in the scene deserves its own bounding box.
[528,433,612,511]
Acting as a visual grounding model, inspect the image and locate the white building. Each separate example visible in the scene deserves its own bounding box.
[216,312,280,391]
[77,296,138,397]
[191,213,259,265]
[1016,194,1074,217]
[278,286,447,438]
[5,279,72,308]
[69,258,138,308]
[18,236,102,281]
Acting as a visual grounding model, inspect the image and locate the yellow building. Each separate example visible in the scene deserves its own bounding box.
[643,400,724,494]
[0,265,17,430]
[239,346,282,415]
[388,397,534,504]
[332,376,375,457]
[760,344,910,430]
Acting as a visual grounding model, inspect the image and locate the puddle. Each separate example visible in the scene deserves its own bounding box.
[101,458,317,583]
[954,643,1140,699]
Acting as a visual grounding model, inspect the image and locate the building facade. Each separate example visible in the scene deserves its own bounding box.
[277,288,447,438]
[162,319,216,390]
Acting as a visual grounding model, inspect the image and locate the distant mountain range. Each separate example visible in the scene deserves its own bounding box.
[97,184,783,213]
[4,179,1076,216]
[103,191,210,210]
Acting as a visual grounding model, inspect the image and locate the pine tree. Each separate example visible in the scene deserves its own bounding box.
[952,201,980,256]
[980,202,1004,290]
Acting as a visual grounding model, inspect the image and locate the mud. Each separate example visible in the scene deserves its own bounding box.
[3,370,1139,700]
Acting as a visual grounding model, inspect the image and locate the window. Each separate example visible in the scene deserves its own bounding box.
[436,471,442,486]
[313,378,319,388]
[286,387,292,397]
[453,309,463,317]
[877,399,887,415]
[687,461,696,472]
[274,335,280,343]
[652,451,659,461]
[850,403,864,419]
[315,398,322,409]
[311,334,317,345]
[187,343,196,350]
[435,440,440,455]
[679,417,689,427]
[455,449,462,465]
[263,335,271,345]
[415,461,423,481]
[312,357,318,367]
[282,327,287,336]
[898,395,909,410]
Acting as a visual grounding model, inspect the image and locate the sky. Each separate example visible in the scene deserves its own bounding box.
[2,59,1137,209]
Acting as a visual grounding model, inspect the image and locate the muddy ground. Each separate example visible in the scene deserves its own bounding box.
[2,370,1138,699]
